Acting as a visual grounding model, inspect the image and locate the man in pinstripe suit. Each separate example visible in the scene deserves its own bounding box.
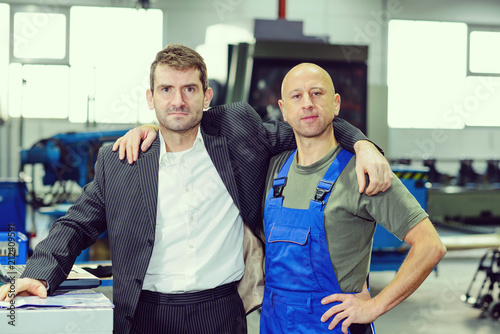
[0,44,391,334]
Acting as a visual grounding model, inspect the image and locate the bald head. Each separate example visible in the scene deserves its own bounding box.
[281,63,336,99]
[277,62,341,139]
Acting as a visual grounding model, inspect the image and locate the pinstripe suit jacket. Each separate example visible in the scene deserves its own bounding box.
[22,102,368,333]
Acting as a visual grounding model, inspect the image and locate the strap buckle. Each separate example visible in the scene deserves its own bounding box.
[272,177,287,198]
[314,180,334,202]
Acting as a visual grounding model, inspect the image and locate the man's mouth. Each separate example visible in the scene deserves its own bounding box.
[301,115,318,122]
[168,109,189,116]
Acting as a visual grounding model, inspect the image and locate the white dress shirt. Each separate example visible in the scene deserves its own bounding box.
[142,128,245,293]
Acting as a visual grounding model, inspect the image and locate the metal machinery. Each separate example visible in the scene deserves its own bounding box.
[462,248,500,320]
[0,129,127,265]
[20,130,128,206]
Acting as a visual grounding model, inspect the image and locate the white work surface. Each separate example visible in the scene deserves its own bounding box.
[0,290,113,334]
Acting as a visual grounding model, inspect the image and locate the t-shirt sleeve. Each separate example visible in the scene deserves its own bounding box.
[354,170,429,241]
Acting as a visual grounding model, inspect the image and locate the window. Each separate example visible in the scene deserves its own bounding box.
[467,27,500,127]
[468,27,500,75]
[6,6,163,122]
[8,64,69,118]
[13,12,67,60]
[70,6,163,124]
[460,76,500,127]
[388,20,467,129]
[388,20,500,128]
[9,5,70,118]
[10,5,70,65]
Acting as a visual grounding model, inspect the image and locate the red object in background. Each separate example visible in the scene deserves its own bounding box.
[279,0,286,19]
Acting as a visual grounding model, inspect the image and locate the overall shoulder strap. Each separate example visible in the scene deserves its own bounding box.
[271,150,296,199]
[310,149,354,211]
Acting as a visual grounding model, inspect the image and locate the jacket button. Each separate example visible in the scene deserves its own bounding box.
[125,315,133,322]
[135,278,142,285]
[147,239,153,246]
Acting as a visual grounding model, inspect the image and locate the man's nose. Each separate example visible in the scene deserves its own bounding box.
[171,90,185,108]
[302,94,313,110]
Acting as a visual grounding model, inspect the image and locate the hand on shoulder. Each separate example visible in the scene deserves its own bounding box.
[112,124,159,164]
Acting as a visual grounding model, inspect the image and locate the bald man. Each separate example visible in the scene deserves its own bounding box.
[260,63,446,334]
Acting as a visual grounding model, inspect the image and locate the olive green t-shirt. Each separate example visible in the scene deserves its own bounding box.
[264,145,428,293]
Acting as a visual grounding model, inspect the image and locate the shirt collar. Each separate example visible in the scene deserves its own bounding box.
[159,127,204,165]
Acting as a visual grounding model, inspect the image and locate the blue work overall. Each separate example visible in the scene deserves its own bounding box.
[260,149,373,333]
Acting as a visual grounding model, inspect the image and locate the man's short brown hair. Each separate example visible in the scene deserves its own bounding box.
[149,44,209,93]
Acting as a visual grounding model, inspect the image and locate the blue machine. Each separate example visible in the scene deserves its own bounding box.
[1,129,128,264]
[370,165,429,271]
[19,129,128,209]
[21,130,128,189]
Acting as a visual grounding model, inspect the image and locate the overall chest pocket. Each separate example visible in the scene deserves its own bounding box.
[266,224,322,291]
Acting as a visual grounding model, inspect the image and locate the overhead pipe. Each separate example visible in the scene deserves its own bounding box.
[278,0,286,19]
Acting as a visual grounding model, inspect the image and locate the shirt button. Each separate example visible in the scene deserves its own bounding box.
[185,187,190,192]
[189,215,194,221]
[189,244,194,249]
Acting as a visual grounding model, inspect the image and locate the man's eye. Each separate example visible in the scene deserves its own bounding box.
[162,87,170,93]
[292,94,300,99]
[185,87,195,92]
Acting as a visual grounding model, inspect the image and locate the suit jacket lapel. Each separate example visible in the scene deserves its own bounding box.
[136,137,160,235]
[202,132,241,209]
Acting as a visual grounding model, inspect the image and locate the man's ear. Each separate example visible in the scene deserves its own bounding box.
[334,94,341,116]
[278,99,287,122]
[203,87,213,109]
[146,89,155,110]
